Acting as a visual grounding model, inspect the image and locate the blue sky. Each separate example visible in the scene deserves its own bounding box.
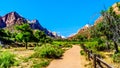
[0,0,118,37]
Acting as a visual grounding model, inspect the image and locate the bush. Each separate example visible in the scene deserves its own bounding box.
[113,53,120,63]
[33,45,64,58]
[0,51,17,68]
[80,50,85,55]
[97,38,105,45]
[0,46,2,52]
[52,41,72,48]
[62,43,72,48]
[85,41,107,51]
[0,46,2,49]
[85,41,98,50]
[95,43,107,51]
[33,59,49,68]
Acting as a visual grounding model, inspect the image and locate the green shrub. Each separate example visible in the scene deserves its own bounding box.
[113,53,120,63]
[85,42,107,51]
[97,38,105,45]
[85,41,98,49]
[33,60,49,68]
[0,51,17,68]
[80,50,85,55]
[0,46,2,52]
[33,45,64,58]
[52,41,73,48]
[95,43,107,51]
[23,58,29,62]
[0,46,2,49]
[39,60,49,67]
[62,43,72,48]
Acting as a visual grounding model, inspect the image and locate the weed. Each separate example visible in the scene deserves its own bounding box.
[113,53,120,63]
[0,51,17,68]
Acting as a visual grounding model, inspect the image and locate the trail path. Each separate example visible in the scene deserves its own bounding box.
[47,45,88,68]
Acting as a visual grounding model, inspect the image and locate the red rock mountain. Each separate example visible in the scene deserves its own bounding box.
[0,12,57,37]
[68,24,91,40]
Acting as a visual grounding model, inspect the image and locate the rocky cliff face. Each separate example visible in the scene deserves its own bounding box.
[2,12,27,27]
[0,16,6,28]
[0,11,57,37]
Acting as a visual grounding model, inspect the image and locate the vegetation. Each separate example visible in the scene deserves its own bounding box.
[0,2,120,68]
[32,44,64,58]
[76,3,120,67]
[32,59,50,68]
[116,2,120,10]
[0,22,77,68]
[15,24,34,49]
[80,50,85,55]
[0,51,17,68]
[113,53,120,63]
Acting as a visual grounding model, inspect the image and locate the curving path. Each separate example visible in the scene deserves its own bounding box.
[47,45,87,68]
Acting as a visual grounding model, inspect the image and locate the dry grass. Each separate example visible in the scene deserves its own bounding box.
[1,47,51,68]
[100,51,120,68]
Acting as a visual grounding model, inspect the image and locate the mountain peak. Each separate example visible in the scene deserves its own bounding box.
[2,11,27,26]
[81,24,91,30]
[31,19,39,24]
[10,11,18,14]
[85,24,90,27]
[5,11,22,18]
[0,11,60,38]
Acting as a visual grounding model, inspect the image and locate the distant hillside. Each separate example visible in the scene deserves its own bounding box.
[68,2,120,40]
[0,11,60,38]
[68,24,91,40]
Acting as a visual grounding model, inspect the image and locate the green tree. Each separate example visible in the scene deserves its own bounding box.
[15,24,33,49]
[76,35,87,42]
[100,9,120,53]
[91,7,120,53]
[0,29,7,37]
[44,36,53,43]
[33,30,53,44]
[91,22,112,50]
[33,30,46,45]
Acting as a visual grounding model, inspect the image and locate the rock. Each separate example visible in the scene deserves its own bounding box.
[2,12,27,26]
[0,16,6,28]
[0,11,58,37]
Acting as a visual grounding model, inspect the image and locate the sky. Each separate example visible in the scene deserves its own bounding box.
[0,0,119,37]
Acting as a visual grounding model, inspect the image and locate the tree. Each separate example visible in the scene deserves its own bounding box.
[44,36,53,43]
[15,24,33,49]
[5,30,11,37]
[0,29,7,37]
[91,22,112,50]
[33,30,46,45]
[91,6,120,53]
[34,30,53,44]
[76,35,87,42]
[100,9,120,53]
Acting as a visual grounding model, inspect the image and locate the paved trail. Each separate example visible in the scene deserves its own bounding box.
[47,45,87,68]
